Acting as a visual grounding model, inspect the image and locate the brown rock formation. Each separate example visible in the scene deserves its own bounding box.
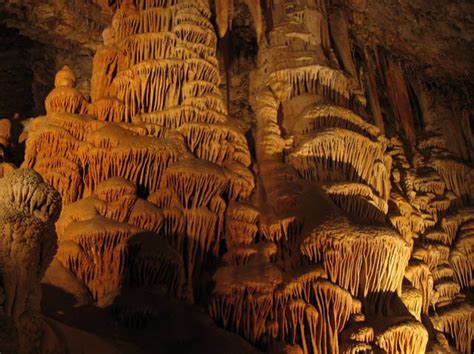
[0,169,61,353]
[0,0,472,353]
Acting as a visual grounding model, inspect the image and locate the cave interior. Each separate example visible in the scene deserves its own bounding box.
[0,0,473,353]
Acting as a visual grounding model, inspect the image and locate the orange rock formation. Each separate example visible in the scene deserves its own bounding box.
[13,0,473,353]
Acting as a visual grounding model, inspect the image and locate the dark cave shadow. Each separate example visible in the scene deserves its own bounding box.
[41,283,121,338]
[41,231,260,354]
[359,290,456,352]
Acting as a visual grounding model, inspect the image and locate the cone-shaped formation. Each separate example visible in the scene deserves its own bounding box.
[24,0,255,306]
[0,169,61,354]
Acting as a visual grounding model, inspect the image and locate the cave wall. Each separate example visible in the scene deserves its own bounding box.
[0,26,36,117]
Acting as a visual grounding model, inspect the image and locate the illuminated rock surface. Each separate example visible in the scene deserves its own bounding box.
[0,0,472,353]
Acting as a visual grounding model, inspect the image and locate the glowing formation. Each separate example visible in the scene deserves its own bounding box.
[0,0,471,353]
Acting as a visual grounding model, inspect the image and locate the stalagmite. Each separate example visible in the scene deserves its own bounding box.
[22,0,257,320]
[45,66,88,115]
[0,169,61,353]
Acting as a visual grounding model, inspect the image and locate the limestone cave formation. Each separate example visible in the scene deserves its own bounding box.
[0,0,472,353]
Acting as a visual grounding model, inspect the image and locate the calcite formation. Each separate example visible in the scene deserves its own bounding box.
[0,169,61,353]
[8,0,473,353]
[24,0,253,309]
[56,177,184,304]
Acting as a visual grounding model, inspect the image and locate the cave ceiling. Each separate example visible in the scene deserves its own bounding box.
[1,0,472,85]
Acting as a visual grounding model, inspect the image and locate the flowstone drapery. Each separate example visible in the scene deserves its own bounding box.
[24,0,254,309]
[17,0,473,353]
[209,1,472,353]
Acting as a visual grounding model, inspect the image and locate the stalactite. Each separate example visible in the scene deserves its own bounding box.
[91,46,120,102]
[291,104,382,140]
[222,243,277,265]
[400,286,423,321]
[431,302,474,353]
[288,128,390,200]
[430,158,474,201]
[404,261,434,314]
[124,232,185,297]
[362,47,385,133]
[284,300,319,354]
[243,0,264,42]
[55,178,180,302]
[449,222,474,288]
[375,320,428,354]
[209,262,282,344]
[328,7,358,80]
[322,182,388,222]
[160,158,228,208]
[269,65,358,104]
[57,216,141,301]
[382,55,417,145]
[176,122,251,167]
[214,0,233,38]
[301,217,411,300]
[225,201,259,248]
[311,280,361,354]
